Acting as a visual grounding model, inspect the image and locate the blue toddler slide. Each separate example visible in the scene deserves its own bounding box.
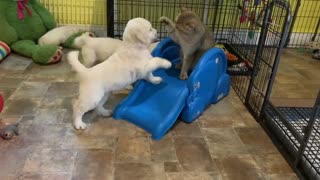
[113,38,231,140]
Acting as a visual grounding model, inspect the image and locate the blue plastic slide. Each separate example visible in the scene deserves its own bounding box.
[113,38,231,140]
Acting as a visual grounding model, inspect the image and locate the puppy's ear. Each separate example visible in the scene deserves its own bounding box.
[135,32,149,45]
[123,28,149,44]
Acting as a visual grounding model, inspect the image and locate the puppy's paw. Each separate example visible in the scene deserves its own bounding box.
[125,85,133,90]
[96,109,113,117]
[179,73,188,80]
[162,60,172,69]
[73,120,87,130]
[151,77,162,84]
[160,17,170,24]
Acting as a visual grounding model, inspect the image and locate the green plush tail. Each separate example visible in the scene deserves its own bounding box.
[63,31,95,49]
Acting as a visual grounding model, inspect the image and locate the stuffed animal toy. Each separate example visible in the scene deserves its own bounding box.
[0,123,19,140]
[0,41,11,62]
[0,0,90,65]
[0,94,19,140]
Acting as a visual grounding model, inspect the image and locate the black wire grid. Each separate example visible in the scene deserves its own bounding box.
[285,0,320,48]
[106,1,319,179]
[264,89,320,180]
[107,0,290,119]
[108,0,219,39]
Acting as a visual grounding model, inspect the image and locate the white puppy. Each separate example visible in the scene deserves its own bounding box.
[38,26,84,46]
[74,32,123,67]
[68,18,172,130]
[74,32,159,67]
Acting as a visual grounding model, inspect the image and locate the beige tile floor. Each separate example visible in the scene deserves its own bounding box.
[271,49,320,100]
[1,48,316,180]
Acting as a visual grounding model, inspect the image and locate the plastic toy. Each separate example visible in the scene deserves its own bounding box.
[214,44,238,62]
[248,0,269,39]
[248,10,257,39]
[0,41,11,62]
[305,41,320,52]
[304,41,320,60]
[313,50,320,60]
[0,94,19,140]
[227,62,249,72]
[0,123,19,140]
[240,0,251,23]
[226,51,238,62]
[298,41,320,58]
[113,38,231,140]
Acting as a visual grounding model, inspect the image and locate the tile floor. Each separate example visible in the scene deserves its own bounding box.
[1,48,316,180]
[271,49,320,100]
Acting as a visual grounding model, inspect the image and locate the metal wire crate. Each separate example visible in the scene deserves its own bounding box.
[264,89,320,180]
[219,0,291,120]
[107,0,291,120]
[285,0,320,48]
[106,0,317,179]
[38,0,319,179]
[39,0,108,36]
[107,0,220,39]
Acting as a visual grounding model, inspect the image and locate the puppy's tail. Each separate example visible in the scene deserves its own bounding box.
[68,51,88,73]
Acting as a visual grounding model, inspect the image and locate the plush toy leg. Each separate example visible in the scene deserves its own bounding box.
[11,40,62,65]
[29,0,56,30]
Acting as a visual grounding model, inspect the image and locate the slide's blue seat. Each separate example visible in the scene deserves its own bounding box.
[113,38,231,140]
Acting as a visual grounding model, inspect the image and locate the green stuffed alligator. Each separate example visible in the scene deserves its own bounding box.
[0,0,90,65]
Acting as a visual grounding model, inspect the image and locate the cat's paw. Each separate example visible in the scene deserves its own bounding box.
[179,73,188,80]
[160,17,170,24]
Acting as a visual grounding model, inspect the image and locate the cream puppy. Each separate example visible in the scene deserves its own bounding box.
[68,18,172,130]
[38,26,84,46]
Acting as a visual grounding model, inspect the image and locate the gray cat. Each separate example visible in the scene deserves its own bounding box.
[160,7,215,80]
